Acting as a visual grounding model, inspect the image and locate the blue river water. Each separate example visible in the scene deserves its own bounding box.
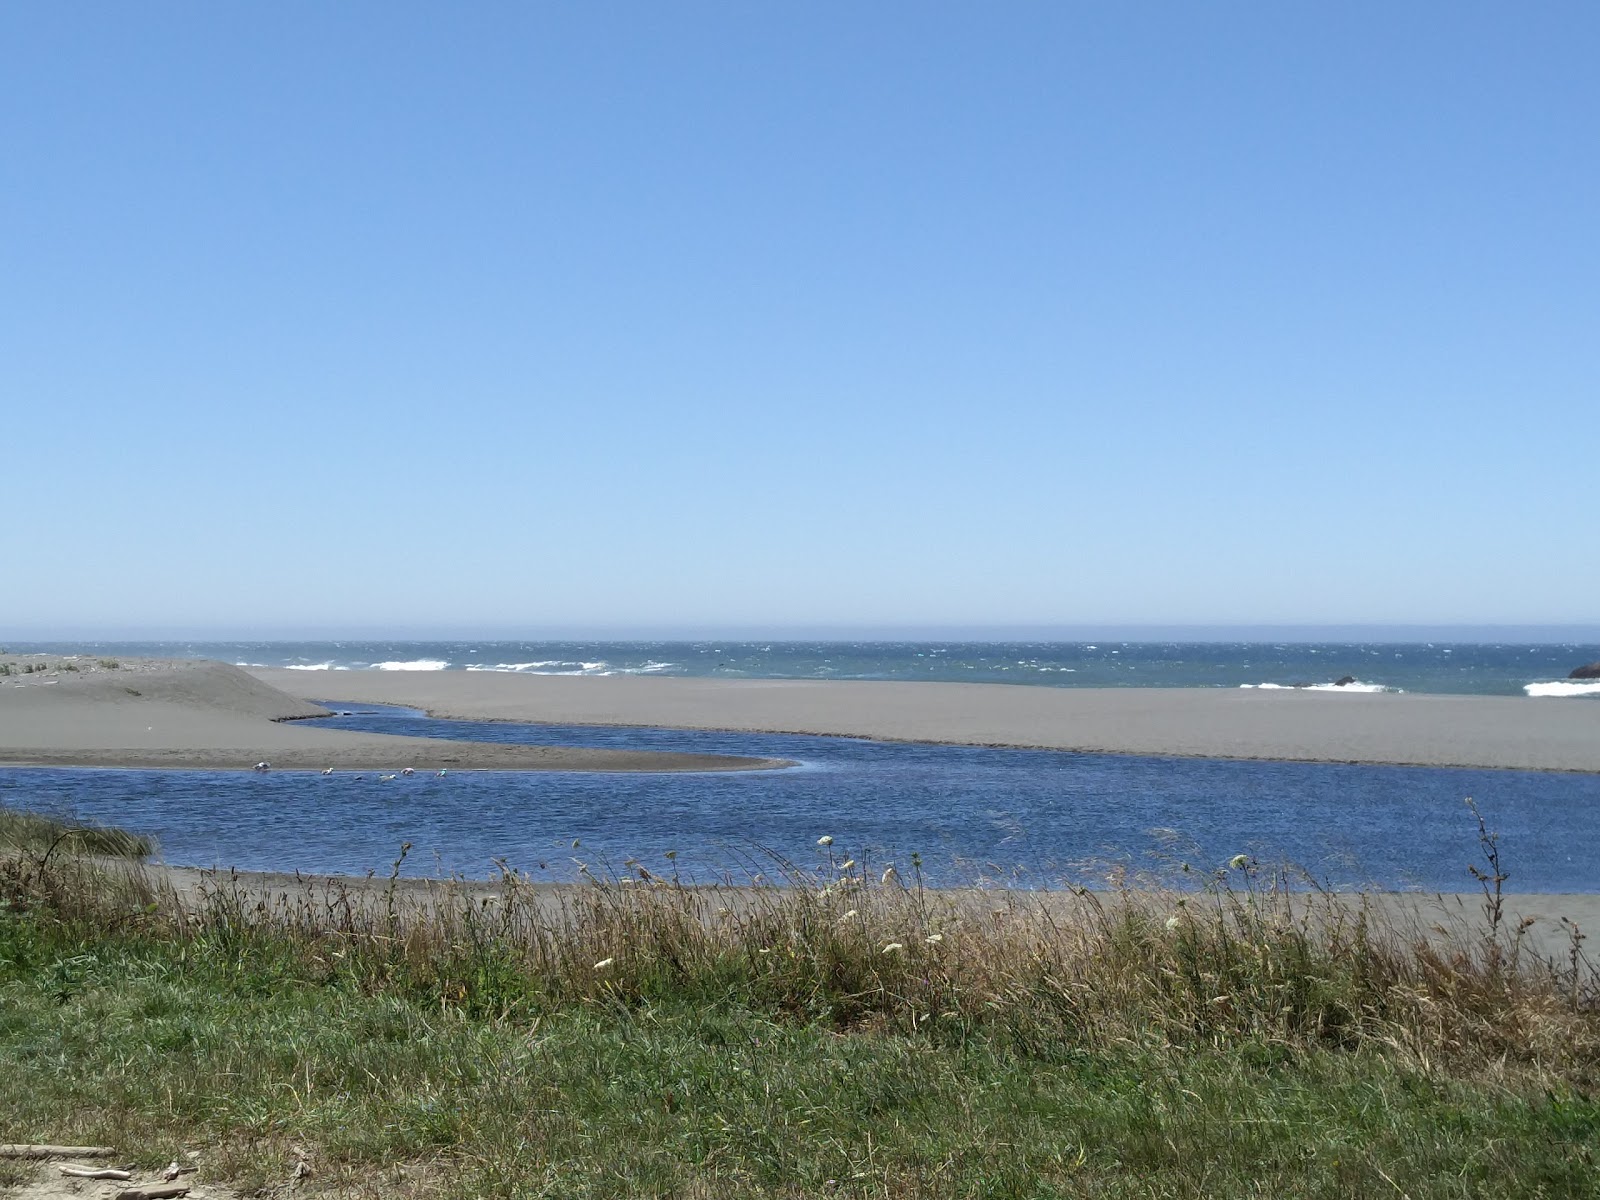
[4,707,1596,891]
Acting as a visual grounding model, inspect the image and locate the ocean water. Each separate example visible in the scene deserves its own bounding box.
[6,640,1597,886]
[10,639,1600,697]
[4,706,1597,891]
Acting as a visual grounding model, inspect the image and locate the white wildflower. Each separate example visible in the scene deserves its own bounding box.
[881,866,899,885]
[840,909,859,921]
[817,835,834,846]
[881,942,904,954]
[1229,854,1251,871]
[840,859,856,871]
[593,957,614,969]
[1165,915,1182,932]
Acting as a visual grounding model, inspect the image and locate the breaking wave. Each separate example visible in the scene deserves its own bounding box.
[1524,680,1600,698]
[464,660,678,676]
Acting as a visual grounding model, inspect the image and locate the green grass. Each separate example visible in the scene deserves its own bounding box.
[1,819,1597,1198]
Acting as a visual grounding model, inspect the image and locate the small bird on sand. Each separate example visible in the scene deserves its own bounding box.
[321,767,334,776]
[401,767,416,776]
[253,761,271,772]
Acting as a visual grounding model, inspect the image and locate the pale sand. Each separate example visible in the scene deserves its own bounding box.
[0,657,784,772]
[249,669,1600,772]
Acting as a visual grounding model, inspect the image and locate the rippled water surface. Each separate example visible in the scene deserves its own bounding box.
[11,637,1600,694]
[3,707,1596,890]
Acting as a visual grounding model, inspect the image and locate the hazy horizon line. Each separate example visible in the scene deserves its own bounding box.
[9,623,1600,645]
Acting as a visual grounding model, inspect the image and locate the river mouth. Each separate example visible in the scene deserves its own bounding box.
[2,704,1594,891]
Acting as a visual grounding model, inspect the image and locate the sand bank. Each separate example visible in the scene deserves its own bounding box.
[0,657,784,772]
[249,669,1600,772]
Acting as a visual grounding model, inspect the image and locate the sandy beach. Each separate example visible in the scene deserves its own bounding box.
[4,653,1596,774]
[250,668,1600,773]
[0,657,784,772]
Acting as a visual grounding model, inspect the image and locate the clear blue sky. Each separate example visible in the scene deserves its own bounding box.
[5,3,1595,636]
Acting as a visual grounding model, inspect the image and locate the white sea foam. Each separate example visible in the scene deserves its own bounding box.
[1241,680,1399,693]
[284,662,337,671]
[1524,680,1600,698]
[466,659,596,674]
[464,659,679,676]
[371,659,450,671]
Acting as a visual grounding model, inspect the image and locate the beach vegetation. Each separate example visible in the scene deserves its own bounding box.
[0,804,154,861]
[0,813,1596,1197]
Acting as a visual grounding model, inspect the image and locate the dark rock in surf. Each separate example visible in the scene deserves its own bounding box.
[1570,662,1600,680]
[1333,676,1358,687]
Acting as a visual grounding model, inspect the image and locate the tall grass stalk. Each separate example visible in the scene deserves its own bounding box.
[3,814,1599,1197]
[7,833,1593,1076]
[0,804,154,862]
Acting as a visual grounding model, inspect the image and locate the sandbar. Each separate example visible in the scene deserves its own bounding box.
[249,669,1600,772]
[0,657,785,772]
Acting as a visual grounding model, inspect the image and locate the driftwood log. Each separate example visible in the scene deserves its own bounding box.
[0,1145,117,1159]
[59,1167,134,1181]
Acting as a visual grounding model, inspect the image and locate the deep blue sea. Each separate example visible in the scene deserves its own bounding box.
[9,638,1600,696]
[4,641,1598,888]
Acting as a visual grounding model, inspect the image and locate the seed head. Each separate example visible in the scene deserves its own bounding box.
[881,942,904,954]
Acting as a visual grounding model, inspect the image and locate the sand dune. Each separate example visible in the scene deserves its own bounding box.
[0,657,783,772]
[248,668,1600,772]
[5,653,1595,773]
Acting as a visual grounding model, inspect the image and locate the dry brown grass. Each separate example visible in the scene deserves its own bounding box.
[11,830,1592,1086]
